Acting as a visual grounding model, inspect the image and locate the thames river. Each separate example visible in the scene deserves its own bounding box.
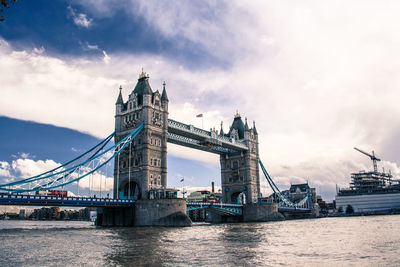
[0,215,399,266]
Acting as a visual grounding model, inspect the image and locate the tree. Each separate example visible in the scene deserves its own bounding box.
[337,206,343,213]
[0,0,17,22]
[345,205,354,214]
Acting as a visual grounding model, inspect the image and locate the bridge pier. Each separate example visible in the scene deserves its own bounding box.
[96,206,135,227]
[97,199,191,227]
[134,199,191,226]
[205,212,242,223]
[242,203,284,222]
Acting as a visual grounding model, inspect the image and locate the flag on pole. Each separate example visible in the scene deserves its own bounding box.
[196,114,203,118]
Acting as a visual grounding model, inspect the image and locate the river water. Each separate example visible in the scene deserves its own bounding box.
[0,215,399,266]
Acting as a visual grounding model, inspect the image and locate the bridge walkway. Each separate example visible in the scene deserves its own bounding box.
[0,193,135,208]
[186,202,243,216]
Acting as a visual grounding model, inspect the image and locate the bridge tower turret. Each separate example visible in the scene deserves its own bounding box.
[220,112,260,204]
[114,69,168,200]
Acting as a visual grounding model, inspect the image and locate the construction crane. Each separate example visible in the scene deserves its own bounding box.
[354,147,381,173]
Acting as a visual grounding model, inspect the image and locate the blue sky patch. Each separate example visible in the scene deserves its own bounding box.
[0,0,228,69]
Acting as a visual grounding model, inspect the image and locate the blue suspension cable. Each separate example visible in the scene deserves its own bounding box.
[0,131,115,187]
[0,123,143,192]
[259,159,309,208]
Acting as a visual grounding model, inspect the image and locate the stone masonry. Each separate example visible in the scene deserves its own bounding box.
[114,70,169,200]
[220,113,260,204]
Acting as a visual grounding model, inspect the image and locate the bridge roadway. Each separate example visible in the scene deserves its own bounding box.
[187,202,243,216]
[167,119,248,154]
[0,193,135,208]
[278,206,311,213]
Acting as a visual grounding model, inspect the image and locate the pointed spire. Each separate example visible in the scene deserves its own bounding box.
[253,120,258,135]
[219,121,224,136]
[245,117,249,131]
[234,110,240,118]
[116,85,124,105]
[139,67,148,79]
[161,81,169,101]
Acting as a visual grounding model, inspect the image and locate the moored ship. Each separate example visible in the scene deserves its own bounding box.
[335,148,400,213]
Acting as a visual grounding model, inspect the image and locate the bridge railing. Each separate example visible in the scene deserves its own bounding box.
[168,119,210,137]
[168,119,248,150]
[186,202,243,207]
[0,193,135,207]
[186,202,243,216]
[168,133,234,154]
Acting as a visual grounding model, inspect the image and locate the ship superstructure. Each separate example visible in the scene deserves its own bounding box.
[335,148,400,213]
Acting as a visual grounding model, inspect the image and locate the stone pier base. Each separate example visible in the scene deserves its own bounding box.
[96,199,191,227]
[134,199,192,227]
[96,207,135,227]
[243,203,285,222]
[205,212,242,223]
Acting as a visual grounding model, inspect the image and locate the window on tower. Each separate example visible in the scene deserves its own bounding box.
[232,161,239,169]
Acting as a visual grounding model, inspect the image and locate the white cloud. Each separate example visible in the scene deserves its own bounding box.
[102,50,110,64]
[68,6,92,28]
[0,43,120,137]
[11,158,59,179]
[19,153,31,159]
[0,162,11,177]
[74,13,92,28]
[32,46,45,54]
[75,171,113,191]
[86,42,99,50]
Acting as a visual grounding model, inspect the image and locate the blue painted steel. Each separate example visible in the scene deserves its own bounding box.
[278,206,311,213]
[0,193,134,207]
[40,130,115,188]
[167,118,248,153]
[259,160,293,205]
[186,202,243,216]
[1,132,115,187]
[167,132,235,154]
[0,123,144,192]
[259,159,310,210]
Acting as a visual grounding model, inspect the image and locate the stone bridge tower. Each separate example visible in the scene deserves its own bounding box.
[114,70,168,199]
[220,112,260,203]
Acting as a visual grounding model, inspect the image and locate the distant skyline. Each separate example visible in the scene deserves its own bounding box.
[1,1,400,201]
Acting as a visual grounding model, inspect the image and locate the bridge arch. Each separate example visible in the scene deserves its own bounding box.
[230,192,241,204]
[230,191,246,204]
[121,181,141,200]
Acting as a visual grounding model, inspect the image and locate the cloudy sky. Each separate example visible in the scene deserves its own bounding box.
[1,0,400,201]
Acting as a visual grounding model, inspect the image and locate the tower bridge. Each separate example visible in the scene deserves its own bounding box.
[0,69,312,226]
[114,69,260,205]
